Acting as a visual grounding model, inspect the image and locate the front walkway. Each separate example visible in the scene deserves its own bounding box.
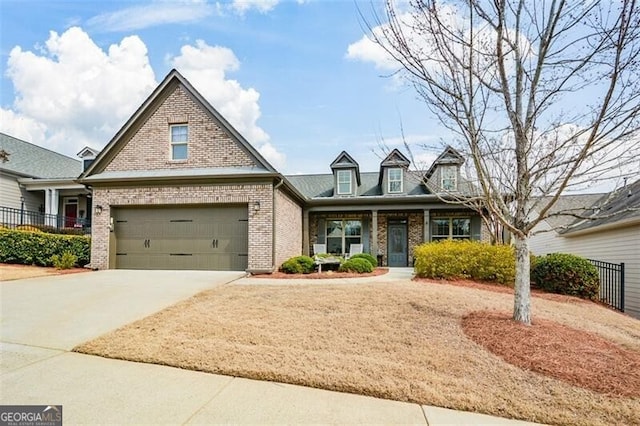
[238,267,415,285]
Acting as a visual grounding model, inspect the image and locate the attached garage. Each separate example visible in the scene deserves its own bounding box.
[111,205,248,271]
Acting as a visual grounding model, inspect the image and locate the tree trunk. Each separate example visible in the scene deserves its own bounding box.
[513,234,531,325]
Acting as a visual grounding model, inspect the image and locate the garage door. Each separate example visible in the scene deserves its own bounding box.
[112,205,248,271]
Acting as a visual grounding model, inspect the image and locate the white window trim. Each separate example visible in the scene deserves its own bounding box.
[441,166,457,191]
[388,168,403,193]
[326,219,362,255]
[170,124,188,161]
[431,217,471,240]
[336,170,352,195]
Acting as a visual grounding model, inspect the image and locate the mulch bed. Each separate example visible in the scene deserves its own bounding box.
[252,268,389,279]
[462,310,640,398]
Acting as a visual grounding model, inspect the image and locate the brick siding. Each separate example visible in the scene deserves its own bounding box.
[90,183,273,271]
[274,188,303,268]
[105,84,255,172]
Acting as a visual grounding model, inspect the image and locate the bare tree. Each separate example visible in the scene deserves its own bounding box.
[365,0,640,324]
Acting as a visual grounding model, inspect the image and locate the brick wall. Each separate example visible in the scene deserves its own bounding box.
[273,189,303,267]
[105,84,256,172]
[90,183,273,271]
[377,211,424,266]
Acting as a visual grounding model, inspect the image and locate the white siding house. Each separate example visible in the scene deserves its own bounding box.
[529,182,640,319]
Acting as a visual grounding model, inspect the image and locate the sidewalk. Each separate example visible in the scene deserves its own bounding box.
[1,343,542,425]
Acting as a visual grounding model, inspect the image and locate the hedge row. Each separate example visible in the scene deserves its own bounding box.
[414,240,515,285]
[0,229,90,267]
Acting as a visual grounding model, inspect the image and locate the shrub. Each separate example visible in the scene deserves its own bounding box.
[51,251,78,269]
[15,225,43,233]
[280,255,315,274]
[0,228,90,267]
[414,240,516,285]
[531,253,600,299]
[339,258,374,273]
[349,253,378,267]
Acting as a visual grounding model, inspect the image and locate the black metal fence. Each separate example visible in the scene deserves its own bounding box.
[588,259,625,312]
[0,206,90,233]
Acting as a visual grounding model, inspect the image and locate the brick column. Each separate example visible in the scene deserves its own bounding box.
[302,209,310,256]
[423,209,430,242]
[372,209,378,255]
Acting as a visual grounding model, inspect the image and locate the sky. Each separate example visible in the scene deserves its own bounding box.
[0,0,445,175]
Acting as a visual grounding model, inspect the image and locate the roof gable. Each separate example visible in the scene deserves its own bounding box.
[425,145,465,179]
[380,149,410,168]
[0,132,81,179]
[80,69,277,180]
[330,151,361,186]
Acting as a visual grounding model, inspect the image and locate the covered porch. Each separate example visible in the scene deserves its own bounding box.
[303,206,484,267]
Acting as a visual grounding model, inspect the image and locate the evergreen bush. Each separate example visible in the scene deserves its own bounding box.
[531,253,600,299]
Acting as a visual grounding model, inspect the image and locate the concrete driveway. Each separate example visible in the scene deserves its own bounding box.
[0,269,244,350]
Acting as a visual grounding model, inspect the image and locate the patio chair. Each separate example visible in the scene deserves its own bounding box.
[313,244,327,256]
[345,243,363,259]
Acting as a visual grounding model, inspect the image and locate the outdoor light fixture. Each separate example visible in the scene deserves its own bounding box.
[95,205,103,215]
[253,201,260,211]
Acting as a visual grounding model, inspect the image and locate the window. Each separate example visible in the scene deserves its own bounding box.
[326,219,361,254]
[170,124,188,160]
[441,166,457,191]
[388,168,403,193]
[337,170,352,195]
[431,217,470,241]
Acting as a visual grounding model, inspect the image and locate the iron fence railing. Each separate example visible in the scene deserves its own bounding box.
[588,259,625,312]
[0,206,90,233]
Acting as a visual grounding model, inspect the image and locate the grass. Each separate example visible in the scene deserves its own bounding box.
[0,263,89,281]
[74,279,640,426]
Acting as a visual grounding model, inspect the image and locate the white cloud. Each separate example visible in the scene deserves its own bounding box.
[2,27,156,154]
[1,28,284,169]
[230,0,279,15]
[87,0,216,32]
[168,39,285,168]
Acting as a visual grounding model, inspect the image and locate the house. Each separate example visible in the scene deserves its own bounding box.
[529,180,640,319]
[287,147,486,267]
[0,133,94,230]
[78,69,489,273]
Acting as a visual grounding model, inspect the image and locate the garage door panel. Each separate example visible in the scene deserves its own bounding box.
[113,205,248,271]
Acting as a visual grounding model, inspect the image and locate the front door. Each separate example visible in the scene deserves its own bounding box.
[64,200,78,227]
[387,221,408,267]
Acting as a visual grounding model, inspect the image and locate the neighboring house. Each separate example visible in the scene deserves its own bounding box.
[78,69,489,273]
[529,180,640,319]
[0,133,94,230]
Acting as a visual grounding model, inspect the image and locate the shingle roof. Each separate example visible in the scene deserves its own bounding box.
[285,171,430,199]
[0,132,82,179]
[562,178,640,233]
[537,193,605,229]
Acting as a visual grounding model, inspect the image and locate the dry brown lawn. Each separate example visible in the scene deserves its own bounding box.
[74,279,640,426]
[0,263,90,281]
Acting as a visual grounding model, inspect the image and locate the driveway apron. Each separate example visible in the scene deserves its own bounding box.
[0,269,244,350]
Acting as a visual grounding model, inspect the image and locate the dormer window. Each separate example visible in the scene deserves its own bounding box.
[441,166,457,191]
[388,168,403,193]
[337,170,352,195]
[170,124,188,160]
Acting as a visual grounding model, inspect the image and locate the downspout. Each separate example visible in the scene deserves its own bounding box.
[272,177,285,271]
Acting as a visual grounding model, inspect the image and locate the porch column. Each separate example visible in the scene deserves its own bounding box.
[423,209,430,242]
[371,209,378,255]
[302,209,310,256]
[45,189,59,227]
